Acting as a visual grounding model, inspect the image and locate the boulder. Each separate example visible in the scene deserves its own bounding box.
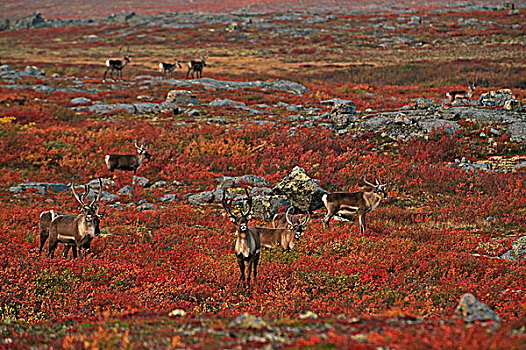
[24,65,45,76]
[479,89,515,107]
[71,97,92,105]
[136,202,156,211]
[9,182,69,194]
[188,190,215,205]
[500,236,526,260]
[133,176,150,187]
[330,103,357,129]
[117,185,133,196]
[454,293,501,323]
[209,98,246,107]
[160,194,179,202]
[250,195,291,221]
[417,119,460,136]
[228,313,269,330]
[217,175,270,188]
[273,166,327,212]
[166,90,200,106]
[503,99,525,112]
[85,190,120,202]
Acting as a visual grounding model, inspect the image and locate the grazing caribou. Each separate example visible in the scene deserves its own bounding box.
[322,169,389,232]
[223,188,260,288]
[186,56,207,79]
[103,46,131,81]
[159,59,182,77]
[105,138,151,173]
[446,81,476,103]
[46,178,103,258]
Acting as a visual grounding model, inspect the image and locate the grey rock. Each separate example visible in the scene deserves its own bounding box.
[151,181,167,188]
[229,313,269,330]
[209,98,246,107]
[136,202,156,211]
[71,97,92,105]
[86,178,115,189]
[500,236,526,260]
[299,311,319,319]
[273,166,327,212]
[360,116,392,131]
[133,176,150,187]
[208,117,228,124]
[455,293,501,323]
[235,174,270,187]
[166,90,199,106]
[160,193,179,202]
[251,195,291,221]
[85,190,120,202]
[118,185,133,196]
[9,182,69,194]
[188,191,214,205]
[506,122,526,142]
[503,99,525,112]
[479,89,515,107]
[330,102,357,129]
[24,65,45,76]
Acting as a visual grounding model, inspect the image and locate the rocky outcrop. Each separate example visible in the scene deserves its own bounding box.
[500,236,526,260]
[478,89,515,107]
[454,293,501,324]
[166,90,200,106]
[273,166,327,212]
[73,101,180,115]
[329,102,357,130]
[9,182,69,194]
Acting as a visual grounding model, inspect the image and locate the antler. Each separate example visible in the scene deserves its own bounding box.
[90,178,103,207]
[241,187,252,217]
[70,176,86,206]
[222,189,237,221]
[301,212,311,227]
[362,167,377,188]
[285,206,294,226]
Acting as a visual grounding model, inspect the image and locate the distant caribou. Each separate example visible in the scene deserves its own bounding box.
[186,56,207,79]
[446,81,476,103]
[159,59,182,77]
[105,138,151,173]
[322,168,389,232]
[103,46,131,81]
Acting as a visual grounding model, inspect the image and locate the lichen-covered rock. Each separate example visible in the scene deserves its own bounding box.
[417,118,460,136]
[229,313,269,330]
[24,65,45,76]
[454,293,501,323]
[9,182,69,194]
[117,185,133,196]
[330,103,357,129]
[503,99,525,112]
[133,176,150,187]
[500,236,526,260]
[160,193,179,202]
[250,195,291,221]
[188,191,214,205]
[479,89,515,107]
[273,166,327,212]
[217,175,270,188]
[166,90,200,106]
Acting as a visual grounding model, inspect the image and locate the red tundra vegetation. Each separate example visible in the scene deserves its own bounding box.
[0,1,525,348]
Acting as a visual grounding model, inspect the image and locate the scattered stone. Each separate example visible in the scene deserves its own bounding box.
[71,97,92,105]
[209,98,246,107]
[9,182,69,194]
[24,65,45,76]
[454,293,501,323]
[166,90,200,106]
[229,313,269,330]
[151,181,167,188]
[500,236,526,260]
[160,193,179,202]
[479,89,515,107]
[273,166,327,212]
[133,176,150,187]
[168,309,186,317]
[188,191,215,205]
[117,185,133,196]
[503,99,525,112]
[299,311,319,320]
[330,102,357,129]
[136,202,156,211]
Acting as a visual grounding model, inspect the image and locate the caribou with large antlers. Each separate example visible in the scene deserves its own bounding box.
[322,168,389,232]
[105,138,151,173]
[46,178,103,258]
[269,206,311,249]
[222,188,260,288]
[103,46,131,81]
[186,55,207,79]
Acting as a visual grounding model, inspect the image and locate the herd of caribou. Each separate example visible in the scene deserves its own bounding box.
[37,135,389,289]
[102,46,207,81]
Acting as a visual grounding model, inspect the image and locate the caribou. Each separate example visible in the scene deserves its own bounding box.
[186,56,207,79]
[446,81,476,103]
[159,59,182,77]
[322,169,389,232]
[266,206,311,249]
[103,46,131,81]
[46,178,103,258]
[222,188,260,288]
[105,138,151,173]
